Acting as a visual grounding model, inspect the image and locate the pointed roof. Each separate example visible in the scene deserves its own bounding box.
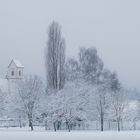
[8,59,24,68]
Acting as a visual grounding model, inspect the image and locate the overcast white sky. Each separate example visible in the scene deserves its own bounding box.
[0,0,140,90]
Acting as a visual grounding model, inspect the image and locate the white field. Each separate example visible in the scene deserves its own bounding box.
[0,128,139,140]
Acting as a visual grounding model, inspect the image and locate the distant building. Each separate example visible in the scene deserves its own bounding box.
[0,59,24,94]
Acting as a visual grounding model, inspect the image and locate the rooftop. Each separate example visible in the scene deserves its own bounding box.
[8,59,24,68]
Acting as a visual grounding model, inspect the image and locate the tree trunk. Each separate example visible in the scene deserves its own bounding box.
[68,125,71,132]
[133,120,136,130]
[45,120,47,130]
[108,120,110,130]
[28,113,33,131]
[117,119,120,132]
[53,122,57,132]
[19,118,22,128]
[29,121,33,131]
[101,113,104,131]
[57,121,61,130]
[66,121,71,132]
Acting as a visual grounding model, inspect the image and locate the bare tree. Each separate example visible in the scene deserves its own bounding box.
[95,69,113,131]
[45,21,66,92]
[17,75,43,131]
[111,89,127,131]
[109,72,123,131]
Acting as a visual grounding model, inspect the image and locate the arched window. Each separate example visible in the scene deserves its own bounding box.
[11,71,14,76]
[19,71,21,76]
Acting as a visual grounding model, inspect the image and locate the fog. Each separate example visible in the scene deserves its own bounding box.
[0,0,140,90]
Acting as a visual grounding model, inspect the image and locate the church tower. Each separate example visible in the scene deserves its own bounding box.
[6,59,24,94]
[7,59,24,80]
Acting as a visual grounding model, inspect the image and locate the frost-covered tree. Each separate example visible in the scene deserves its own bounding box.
[42,93,64,131]
[65,49,124,131]
[60,81,88,131]
[94,69,113,131]
[17,75,43,131]
[41,80,89,131]
[110,89,128,131]
[65,58,80,81]
[109,72,124,131]
[45,21,66,92]
[79,47,104,84]
[110,72,121,93]
[135,93,140,129]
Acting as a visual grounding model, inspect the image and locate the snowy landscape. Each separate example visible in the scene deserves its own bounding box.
[0,130,138,140]
[0,0,140,139]
[0,130,140,140]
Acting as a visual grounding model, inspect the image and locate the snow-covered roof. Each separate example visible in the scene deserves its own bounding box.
[8,59,24,68]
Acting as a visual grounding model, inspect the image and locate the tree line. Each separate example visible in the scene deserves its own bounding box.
[0,21,139,132]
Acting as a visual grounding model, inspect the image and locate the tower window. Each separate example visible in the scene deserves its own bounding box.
[19,71,21,76]
[11,71,14,76]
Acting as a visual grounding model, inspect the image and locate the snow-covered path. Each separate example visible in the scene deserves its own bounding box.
[0,131,139,140]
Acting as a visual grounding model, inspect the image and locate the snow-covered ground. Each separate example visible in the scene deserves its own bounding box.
[0,128,139,140]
